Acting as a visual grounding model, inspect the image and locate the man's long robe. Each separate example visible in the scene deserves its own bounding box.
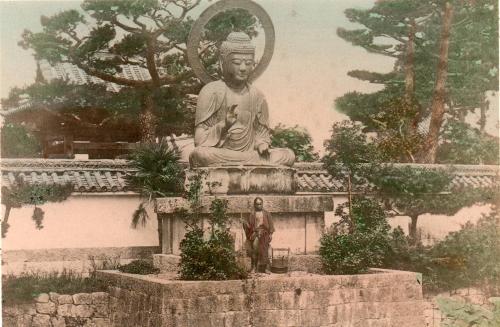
[243,210,274,267]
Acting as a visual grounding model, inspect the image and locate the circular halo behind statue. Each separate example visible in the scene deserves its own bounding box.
[187,0,275,85]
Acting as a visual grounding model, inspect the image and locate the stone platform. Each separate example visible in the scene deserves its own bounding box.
[187,165,296,195]
[156,195,334,255]
[97,268,425,327]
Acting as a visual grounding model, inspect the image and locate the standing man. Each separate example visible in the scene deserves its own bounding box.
[243,197,274,273]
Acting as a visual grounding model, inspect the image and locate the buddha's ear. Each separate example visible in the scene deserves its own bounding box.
[217,57,225,79]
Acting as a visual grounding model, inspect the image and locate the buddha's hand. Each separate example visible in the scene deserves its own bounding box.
[257,143,270,156]
[225,104,238,128]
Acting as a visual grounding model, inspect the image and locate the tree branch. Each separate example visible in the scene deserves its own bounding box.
[64,29,82,46]
[174,44,188,56]
[117,57,147,68]
[133,16,147,30]
[153,0,200,38]
[73,60,148,87]
[111,16,141,33]
[145,37,161,86]
[378,33,405,44]
[366,47,399,58]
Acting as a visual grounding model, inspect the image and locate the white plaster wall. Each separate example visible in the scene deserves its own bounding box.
[1,194,491,251]
[389,204,493,245]
[2,195,158,250]
[327,195,493,244]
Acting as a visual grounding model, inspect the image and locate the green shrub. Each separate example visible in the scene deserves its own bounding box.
[126,142,184,199]
[1,123,41,158]
[178,181,246,280]
[385,209,500,295]
[2,270,107,305]
[320,197,391,274]
[271,124,319,162]
[117,260,160,275]
[126,142,184,249]
[385,228,440,291]
[437,297,500,327]
[429,210,500,294]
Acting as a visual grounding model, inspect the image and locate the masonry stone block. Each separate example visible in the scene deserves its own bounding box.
[49,292,60,303]
[32,314,51,327]
[151,295,162,313]
[3,314,33,327]
[91,292,109,304]
[50,316,66,327]
[283,309,301,326]
[92,318,110,327]
[34,293,49,303]
[73,304,94,318]
[36,301,56,315]
[93,304,109,318]
[58,295,74,304]
[57,304,74,316]
[223,311,250,326]
[73,293,93,305]
[2,316,17,327]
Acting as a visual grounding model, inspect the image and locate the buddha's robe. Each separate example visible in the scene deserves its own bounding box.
[189,80,295,167]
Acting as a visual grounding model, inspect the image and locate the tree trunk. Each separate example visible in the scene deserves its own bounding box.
[408,214,419,245]
[478,99,488,135]
[347,173,355,234]
[419,2,454,163]
[406,18,421,162]
[405,19,416,102]
[457,107,466,122]
[140,92,157,142]
[2,206,11,238]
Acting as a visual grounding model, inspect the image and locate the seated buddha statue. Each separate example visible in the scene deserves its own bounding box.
[189,32,295,168]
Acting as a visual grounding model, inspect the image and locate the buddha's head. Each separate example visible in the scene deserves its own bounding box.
[219,32,256,85]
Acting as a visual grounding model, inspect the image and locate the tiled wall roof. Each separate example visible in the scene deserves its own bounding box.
[2,159,498,194]
[293,162,499,193]
[1,159,134,193]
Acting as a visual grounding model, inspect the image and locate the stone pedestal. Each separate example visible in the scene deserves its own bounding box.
[187,165,296,195]
[156,194,333,255]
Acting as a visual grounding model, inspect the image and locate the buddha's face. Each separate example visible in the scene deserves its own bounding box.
[222,52,255,84]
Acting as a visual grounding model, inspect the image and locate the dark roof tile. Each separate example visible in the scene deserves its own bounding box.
[1,159,498,194]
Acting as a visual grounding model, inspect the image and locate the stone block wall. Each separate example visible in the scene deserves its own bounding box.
[2,292,110,327]
[98,268,425,327]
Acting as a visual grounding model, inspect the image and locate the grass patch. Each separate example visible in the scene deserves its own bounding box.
[2,269,107,306]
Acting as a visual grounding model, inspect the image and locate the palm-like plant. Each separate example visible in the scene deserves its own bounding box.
[127,142,184,251]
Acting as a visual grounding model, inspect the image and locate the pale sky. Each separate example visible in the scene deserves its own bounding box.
[0,0,497,151]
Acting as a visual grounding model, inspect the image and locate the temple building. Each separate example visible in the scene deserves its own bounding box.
[0,60,195,159]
